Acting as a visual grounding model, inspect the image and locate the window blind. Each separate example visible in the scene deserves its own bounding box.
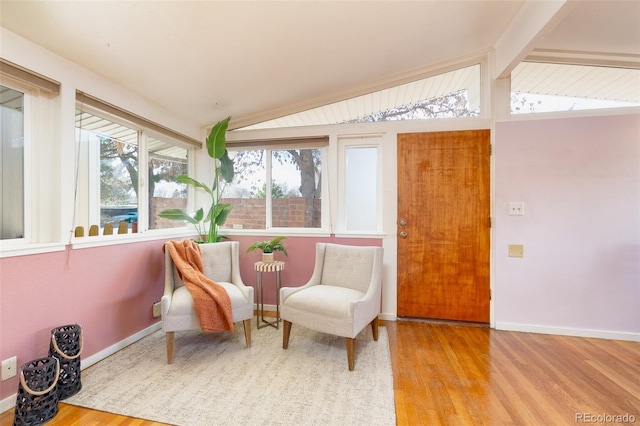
[227,136,329,150]
[0,58,60,94]
[76,91,201,148]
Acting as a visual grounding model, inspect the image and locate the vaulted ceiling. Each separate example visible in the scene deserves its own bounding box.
[1,1,638,129]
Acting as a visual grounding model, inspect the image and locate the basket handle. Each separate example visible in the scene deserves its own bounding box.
[51,330,84,360]
[19,358,60,396]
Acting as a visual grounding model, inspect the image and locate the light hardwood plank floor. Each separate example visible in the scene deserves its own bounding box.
[2,320,638,425]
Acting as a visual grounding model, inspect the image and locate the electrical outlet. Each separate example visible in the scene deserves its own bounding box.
[2,356,17,380]
[509,202,524,216]
[152,301,162,318]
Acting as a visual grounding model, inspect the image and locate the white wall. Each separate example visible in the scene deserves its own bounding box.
[494,114,640,340]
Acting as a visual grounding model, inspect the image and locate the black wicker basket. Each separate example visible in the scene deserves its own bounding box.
[13,357,60,426]
[48,324,83,400]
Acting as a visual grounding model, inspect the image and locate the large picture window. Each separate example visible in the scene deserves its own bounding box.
[222,141,326,231]
[74,95,192,236]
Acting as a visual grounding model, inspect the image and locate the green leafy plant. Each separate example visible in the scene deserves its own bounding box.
[158,116,235,243]
[246,236,288,255]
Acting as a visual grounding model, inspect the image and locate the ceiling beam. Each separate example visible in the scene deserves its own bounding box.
[525,48,640,69]
[493,0,577,79]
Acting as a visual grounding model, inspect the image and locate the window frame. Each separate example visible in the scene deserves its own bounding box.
[236,61,485,130]
[0,74,64,258]
[224,139,329,235]
[71,100,197,247]
[336,135,383,235]
[0,79,29,243]
[509,61,640,116]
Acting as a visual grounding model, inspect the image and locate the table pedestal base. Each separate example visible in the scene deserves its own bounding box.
[255,261,284,329]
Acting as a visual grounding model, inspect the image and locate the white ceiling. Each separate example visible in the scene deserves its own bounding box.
[1,1,638,130]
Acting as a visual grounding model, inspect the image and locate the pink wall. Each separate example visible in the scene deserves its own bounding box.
[0,235,380,400]
[494,114,640,335]
[234,236,382,306]
[0,241,164,400]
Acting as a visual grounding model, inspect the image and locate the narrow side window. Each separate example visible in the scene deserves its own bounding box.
[0,85,25,240]
[345,145,378,232]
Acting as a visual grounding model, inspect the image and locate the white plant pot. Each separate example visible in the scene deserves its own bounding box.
[262,253,275,263]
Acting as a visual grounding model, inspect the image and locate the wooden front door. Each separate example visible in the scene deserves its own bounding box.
[397,130,490,323]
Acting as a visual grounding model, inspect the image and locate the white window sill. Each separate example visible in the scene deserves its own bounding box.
[0,242,67,258]
[333,232,386,239]
[71,228,196,250]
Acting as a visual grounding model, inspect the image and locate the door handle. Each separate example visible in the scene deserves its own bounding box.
[399,219,407,227]
[399,231,408,238]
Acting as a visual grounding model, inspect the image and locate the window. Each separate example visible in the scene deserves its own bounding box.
[345,146,378,231]
[240,64,481,129]
[222,140,327,231]
[338,136,382,233]
[1,60,60,251]
[75,109,140,232]
[511,62,640,114]
[75,93,194,236]
[148,136,188,230]
[0,84,25,240]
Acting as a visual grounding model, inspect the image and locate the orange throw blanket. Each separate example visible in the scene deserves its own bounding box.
[164,240,234,333]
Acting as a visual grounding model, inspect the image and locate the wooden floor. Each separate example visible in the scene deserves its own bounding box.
[2,320,639,425]
[388,320,639,425]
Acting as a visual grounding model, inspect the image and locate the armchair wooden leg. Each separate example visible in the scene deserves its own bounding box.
[283,320,292,349]
[166,332,175,364]
[371,317,379,341]
[243,319,252,348]
[346,337,355,371]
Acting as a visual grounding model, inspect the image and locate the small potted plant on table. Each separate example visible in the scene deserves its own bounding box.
[246,236,288,263]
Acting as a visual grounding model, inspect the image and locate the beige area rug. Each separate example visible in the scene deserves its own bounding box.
[65,322,396,426]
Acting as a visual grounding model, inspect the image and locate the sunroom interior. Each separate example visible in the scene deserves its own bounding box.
[0,0,639,412]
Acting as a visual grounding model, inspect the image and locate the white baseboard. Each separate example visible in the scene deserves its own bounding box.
[0,394,16,414]
[254,303,278,312]
[80,322,162,370]
[495,322,640,342]
[0,322,162,414]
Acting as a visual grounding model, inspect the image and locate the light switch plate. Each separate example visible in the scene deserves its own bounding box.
[509,244,524,258]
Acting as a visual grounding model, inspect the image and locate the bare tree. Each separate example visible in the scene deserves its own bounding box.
[100,137,186,209]
[229,148,322,227]
[344,90,478,123]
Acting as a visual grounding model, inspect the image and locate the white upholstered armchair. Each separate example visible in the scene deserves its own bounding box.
[162,241,254,363]
[280,243,384,371]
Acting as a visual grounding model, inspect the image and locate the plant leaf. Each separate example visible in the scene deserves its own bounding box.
[176,175,214,198]
[219,149,235,183]
[212,203,233,226]
[192,208,204,222]
[157,208,200,225]
[206,116,231,160]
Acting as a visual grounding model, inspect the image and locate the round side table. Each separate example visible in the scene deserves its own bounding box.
[254,261,284,329]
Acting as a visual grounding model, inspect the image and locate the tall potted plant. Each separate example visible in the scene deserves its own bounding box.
[158,116,235,243]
